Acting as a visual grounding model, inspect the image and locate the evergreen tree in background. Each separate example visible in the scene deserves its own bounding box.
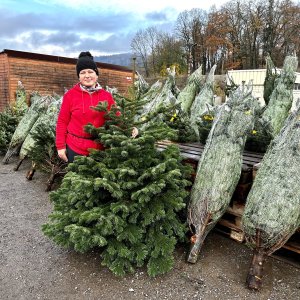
[0,82,27,154]
[164,110,198,143]
[42,96,192,276]
[0,107,20,154]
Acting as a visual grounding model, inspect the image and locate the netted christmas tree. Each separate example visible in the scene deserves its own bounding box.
[244,55,293,153]
[2,92,50,164]
[242,100,300,290]
[187,81,259,264]
[42,96,192,277]
[135,67,196,143]
[24,97,67,191]
[190,64,217,143]
[177,65,203,114]
[263,54,279,106]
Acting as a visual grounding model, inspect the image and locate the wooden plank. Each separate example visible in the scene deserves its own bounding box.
[282,242,300,255]
[215,220,245,243]
[156,140,263,167]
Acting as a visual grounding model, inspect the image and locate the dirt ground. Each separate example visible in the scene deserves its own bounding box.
[0,157,300,300]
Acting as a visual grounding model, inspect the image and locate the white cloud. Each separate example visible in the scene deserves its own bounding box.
[1,0,230,56]
[34,0,228,14]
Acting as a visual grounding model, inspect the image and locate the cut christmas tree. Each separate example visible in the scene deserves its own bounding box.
[190,64,217,142]
[242,102,300,290]
[260,55,298,138]
[141,66,178,118]
[187,81,258,263]
[263,54,279,106]
[177,65,203,114]
[42,96,192,277]
[2,92,51,164]
[15,95,58,171]
[245,55,297,152]
[25,97,66,191]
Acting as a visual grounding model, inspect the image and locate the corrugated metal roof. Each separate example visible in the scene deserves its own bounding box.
[1,49,133,73]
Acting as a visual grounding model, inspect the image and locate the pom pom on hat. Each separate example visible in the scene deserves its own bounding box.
[76,51,99,77]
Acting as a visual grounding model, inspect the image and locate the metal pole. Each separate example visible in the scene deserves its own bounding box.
[132,57,136,88]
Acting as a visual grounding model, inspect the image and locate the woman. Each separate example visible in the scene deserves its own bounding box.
[56,51,137,163]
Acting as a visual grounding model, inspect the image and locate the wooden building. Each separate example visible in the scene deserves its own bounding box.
[0,49,134,110]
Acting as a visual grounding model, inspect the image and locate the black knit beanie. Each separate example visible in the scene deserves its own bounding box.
[76,51,99,77]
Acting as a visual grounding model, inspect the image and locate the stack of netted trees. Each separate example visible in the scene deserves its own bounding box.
[2,86,65,191]
[135,55,299,289]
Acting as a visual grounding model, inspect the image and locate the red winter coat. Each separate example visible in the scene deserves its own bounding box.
[55,83,115,155]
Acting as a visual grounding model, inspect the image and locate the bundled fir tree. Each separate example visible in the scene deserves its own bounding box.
[164,110,198,143]
[242,100,300,290]
[25,97,66,191]
[42,96,192,277]
[196,104,218,144]
[187,81,259,263]
[14,81,28,116]
[263,54,279,106]
[190,64,217,143]
[2,92,51,164]
[134,71,150,99]
[141,66,179,118]
[177,65,203,113]
[245,55,292,153]
[15,95,57,168]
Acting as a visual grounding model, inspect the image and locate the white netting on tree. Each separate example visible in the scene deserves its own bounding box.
[242,102,300,254]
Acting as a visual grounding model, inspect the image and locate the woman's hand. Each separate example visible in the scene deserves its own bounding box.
[58,149,68,162]
[131,127,139,138]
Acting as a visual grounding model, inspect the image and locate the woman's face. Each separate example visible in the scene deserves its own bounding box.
[79,69,98,87]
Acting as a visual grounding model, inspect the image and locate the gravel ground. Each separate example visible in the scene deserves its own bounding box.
[0,157,300,300]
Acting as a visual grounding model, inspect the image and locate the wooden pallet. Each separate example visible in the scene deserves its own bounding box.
[156,140,264,167]
[156,140,300,257]
[215,199,300,256]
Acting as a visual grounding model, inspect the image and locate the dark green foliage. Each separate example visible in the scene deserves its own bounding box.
[0,84,27,153]
[225,74,238,97]
[263,54,279,106]
[197,114,214,145]
[165,110,198,143]
[42,96,192,277]
[244,123,272,153]
[0,107,20,154]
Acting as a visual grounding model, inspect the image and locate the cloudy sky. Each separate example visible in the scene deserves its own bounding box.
[1,0,229,58]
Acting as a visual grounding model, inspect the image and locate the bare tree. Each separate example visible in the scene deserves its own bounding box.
[278,0,300,60]
[130,0,300,77]
[131,29,151,77]
[174,8,208,73]
[153,32,185,75]
[206,9,233,73]
[242,0,264,68]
